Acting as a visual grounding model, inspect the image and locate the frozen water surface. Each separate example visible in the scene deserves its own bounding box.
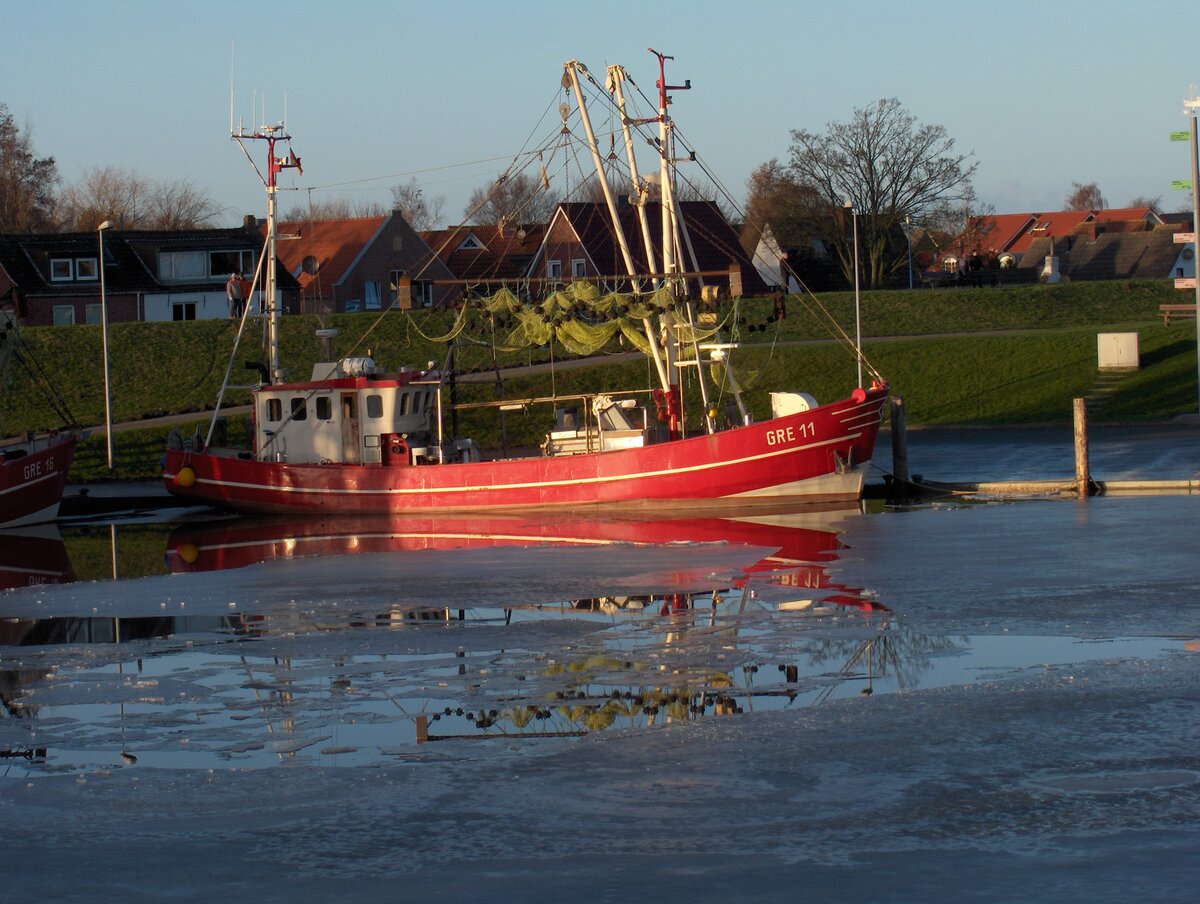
[2,492,1198,902]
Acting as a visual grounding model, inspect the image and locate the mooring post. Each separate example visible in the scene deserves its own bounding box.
[890,396,909,484]
[1073,397,1090,497]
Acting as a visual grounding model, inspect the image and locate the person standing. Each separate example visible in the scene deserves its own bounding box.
[226,273,244,318]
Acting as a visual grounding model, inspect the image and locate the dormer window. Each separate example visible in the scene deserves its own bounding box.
[457,234,486,251]
[50,258,73,281]
[75,257,98,281]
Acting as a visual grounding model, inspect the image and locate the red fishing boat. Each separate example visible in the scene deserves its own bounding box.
[2,300,79,529]
[163,54,888,517]
[0,433,77,529]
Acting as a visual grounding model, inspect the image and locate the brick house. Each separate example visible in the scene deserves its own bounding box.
[529,200,769,298]
[272,211,458,313]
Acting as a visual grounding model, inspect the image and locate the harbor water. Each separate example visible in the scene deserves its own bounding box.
[1,425,1198,902]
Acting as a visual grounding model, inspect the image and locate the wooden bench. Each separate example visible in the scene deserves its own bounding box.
[1160,303,1198,326]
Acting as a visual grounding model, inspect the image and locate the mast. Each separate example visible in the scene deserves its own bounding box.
[233,123,302,384]
[564,60,671,395]
[606,66,658,281]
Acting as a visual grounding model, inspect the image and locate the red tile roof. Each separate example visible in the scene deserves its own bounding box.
[271,216,387,293]
[420,224,546,281]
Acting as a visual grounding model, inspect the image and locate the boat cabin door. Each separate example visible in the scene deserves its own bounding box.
[341,393,361,464]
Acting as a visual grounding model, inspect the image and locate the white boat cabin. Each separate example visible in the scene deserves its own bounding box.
[253,357,479,466]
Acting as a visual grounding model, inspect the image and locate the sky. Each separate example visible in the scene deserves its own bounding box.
[6,0,1200,229]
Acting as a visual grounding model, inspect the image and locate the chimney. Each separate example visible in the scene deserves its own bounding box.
[243,214,259,230]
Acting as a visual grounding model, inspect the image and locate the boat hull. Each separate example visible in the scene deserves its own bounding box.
[163,387,888,516]
[0,433,77,529]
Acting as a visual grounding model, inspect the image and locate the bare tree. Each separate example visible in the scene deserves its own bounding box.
[59,165,220,230]
[1126,194,1162,212]
[390,178,444,230]
[1064,181,1105,211]
[143,178,220,229]
[740,159,824,256]
[282,196,388,221]
[465,171,558,226]
[788,98,977,288]
[0,104,59,232]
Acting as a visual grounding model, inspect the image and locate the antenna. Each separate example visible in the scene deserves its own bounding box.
[228,41,235,136]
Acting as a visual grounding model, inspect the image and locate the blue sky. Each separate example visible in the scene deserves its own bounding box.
[7,0,1199,228]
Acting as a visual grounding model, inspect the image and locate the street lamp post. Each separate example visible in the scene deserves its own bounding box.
[905,215,914,290]
[98,220,114,469]
[1187,93,1200,417]
[844,200,862,388]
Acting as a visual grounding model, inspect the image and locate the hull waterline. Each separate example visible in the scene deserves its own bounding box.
[163,387,888,516]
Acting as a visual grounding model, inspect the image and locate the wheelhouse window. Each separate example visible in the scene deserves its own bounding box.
[316,396,332,420]
[266,398,283,422]
[50,259,73,281]
[366,395,383,419]
[290,397,308,421]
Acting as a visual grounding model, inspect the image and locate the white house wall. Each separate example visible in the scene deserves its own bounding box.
[141,292,265,322]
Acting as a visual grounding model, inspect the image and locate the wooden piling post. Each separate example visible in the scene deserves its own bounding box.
[890,397,909,484]
[1073,397,1090,497]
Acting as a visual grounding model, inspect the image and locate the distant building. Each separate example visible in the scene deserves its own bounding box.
[527,200,769,298]
[271,211,458,313]
[0,223,299,326]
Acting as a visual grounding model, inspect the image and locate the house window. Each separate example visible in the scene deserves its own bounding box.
[344,299,361,313]
[266,398,282,422]
[290,397,308,421]
[50,259,73,281]
[85,304,103,324]
[159,250,207,281]
[571,259,586,278]
[172,302,196,321]
[457,234,485,251]
[75,257,98,280]
[414,280,434,307]
[209,250,255,279]
[316,396,332,420]
[365,281,381,310]
[942,257,958,274]
[52,305,75,325]
[547,260,562,278]
[366,395,383,419]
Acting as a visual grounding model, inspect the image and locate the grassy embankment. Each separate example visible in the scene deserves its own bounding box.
[2,279,1194,481]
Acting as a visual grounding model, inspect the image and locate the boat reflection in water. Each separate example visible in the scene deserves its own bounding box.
[0,524,75,592]
[1,506,922,770]
[164,505,882,601]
